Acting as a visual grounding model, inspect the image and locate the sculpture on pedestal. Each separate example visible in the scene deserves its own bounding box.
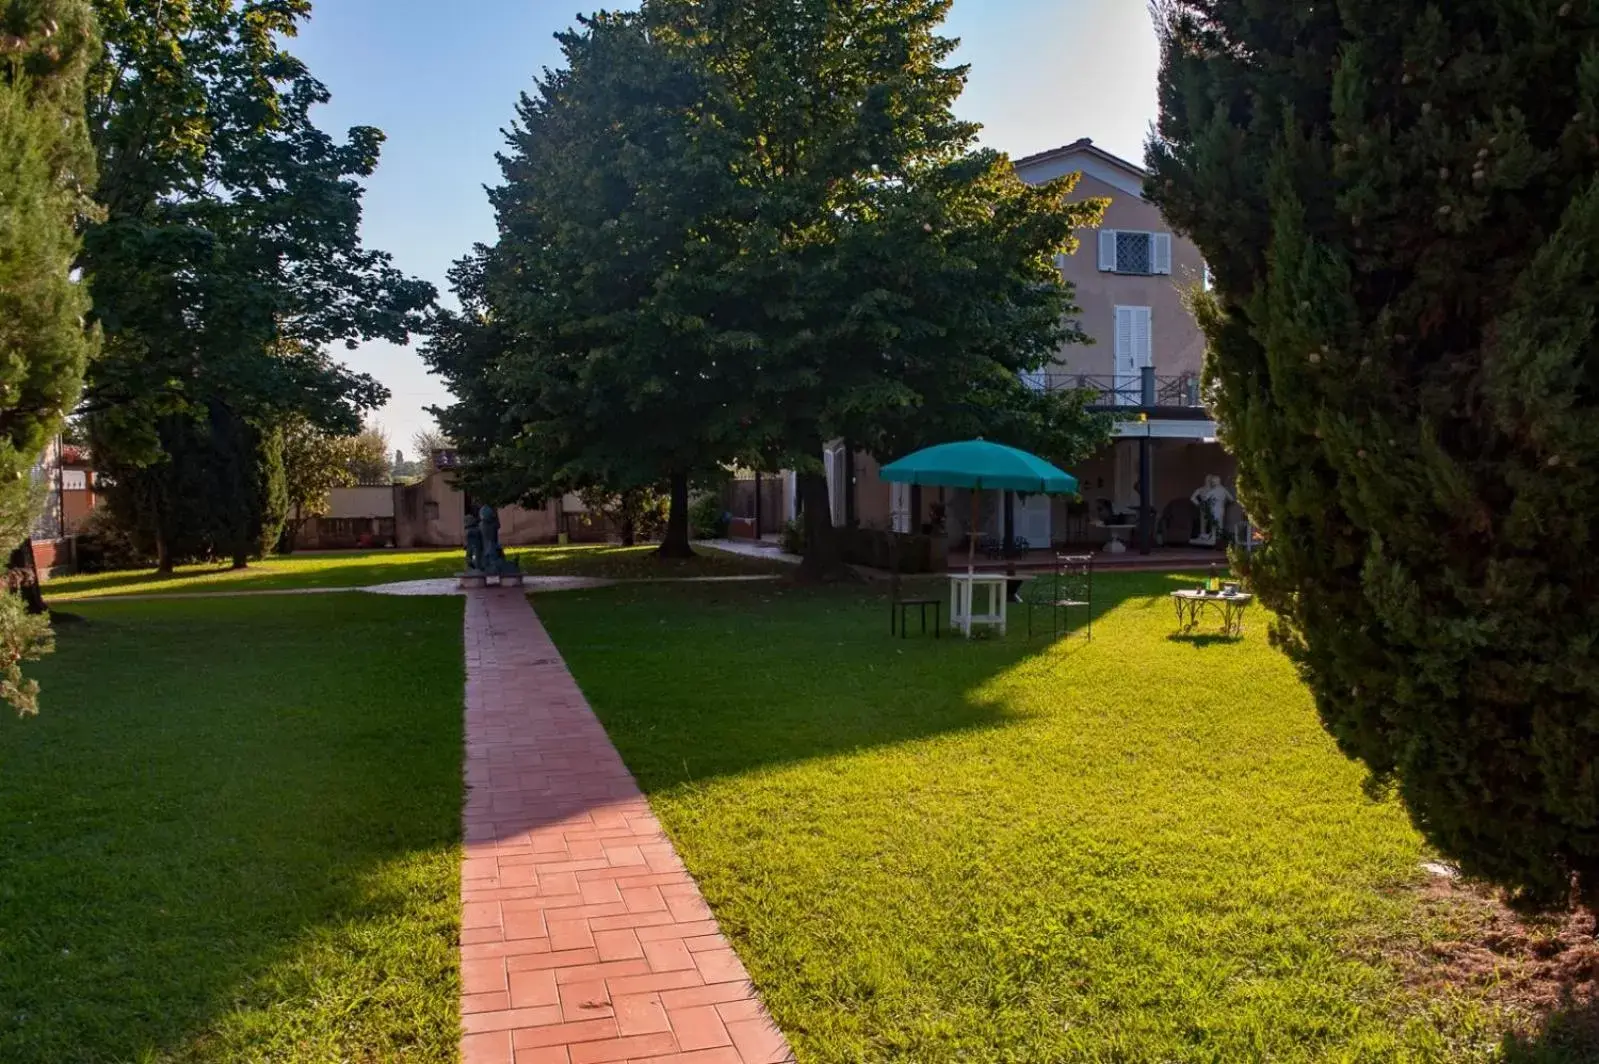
[1190,474,1235,547]
[478,504,521,575]
[464,509,484,571]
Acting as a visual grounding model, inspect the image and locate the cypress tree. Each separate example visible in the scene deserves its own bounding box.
[0,0,98,713]
[1150,1,1599,909]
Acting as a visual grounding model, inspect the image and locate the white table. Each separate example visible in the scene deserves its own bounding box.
[1094,522,1137,553]
[949,572,1011,637]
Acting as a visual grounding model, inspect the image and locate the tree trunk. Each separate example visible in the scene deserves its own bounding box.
[658,473,693,558]
[8,540,48,616]
[619,490,637,547]
[231,548,249,570]
[794,471,853,583]
[155,531,173,575]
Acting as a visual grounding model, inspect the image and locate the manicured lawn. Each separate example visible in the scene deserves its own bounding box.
[47,542,785,600]
[536,573,1535,1062]
[0,594,464,1063]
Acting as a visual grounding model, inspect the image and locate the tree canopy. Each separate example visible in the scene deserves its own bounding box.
[1150,0,1599,909]
[427,0,1108,574]
[82,0,433,570]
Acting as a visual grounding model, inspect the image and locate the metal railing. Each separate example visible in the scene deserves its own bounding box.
[1026,368,1204,409]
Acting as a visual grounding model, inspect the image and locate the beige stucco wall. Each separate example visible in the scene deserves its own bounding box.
[395,471,564,548]
[327,485,396,519]
[1014,167,1207,385]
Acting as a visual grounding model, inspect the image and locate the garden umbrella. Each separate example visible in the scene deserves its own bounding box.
[879,439,1079,573]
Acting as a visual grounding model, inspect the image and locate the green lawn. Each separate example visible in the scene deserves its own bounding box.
[47,542,786,600]
[0,594,464,1063]
[535,573,1547,1063]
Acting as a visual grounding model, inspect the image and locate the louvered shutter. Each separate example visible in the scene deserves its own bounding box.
[1099,230,1117,272]
[1152,232,1173,275]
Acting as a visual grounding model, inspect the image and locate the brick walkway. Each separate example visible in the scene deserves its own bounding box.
[461,588,794,1064]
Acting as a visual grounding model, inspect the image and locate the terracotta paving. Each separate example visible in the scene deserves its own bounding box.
[461,587,795,1064]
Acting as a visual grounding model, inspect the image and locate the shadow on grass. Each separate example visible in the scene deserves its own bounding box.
[1501,998,1599,1062]
[0,595,464,1063]
[1167,633,1246,647]
[533,570,1200,790]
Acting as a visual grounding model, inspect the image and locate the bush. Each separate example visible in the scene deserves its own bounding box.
[73,507,153,573]
[779,518,804,555]
[689,493,728,540]
[839,528,945,573]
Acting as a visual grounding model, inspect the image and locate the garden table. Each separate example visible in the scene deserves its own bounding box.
[949,572,1011,637]
[1171,589,1252,637]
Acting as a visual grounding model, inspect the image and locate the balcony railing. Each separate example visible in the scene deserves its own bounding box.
[1025,368,1204,409]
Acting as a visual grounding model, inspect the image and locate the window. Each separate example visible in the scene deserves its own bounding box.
[1020,367,1048,392]
[1098,230,1173,275]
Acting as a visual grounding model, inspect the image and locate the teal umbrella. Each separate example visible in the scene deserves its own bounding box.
[880,440,1078,572]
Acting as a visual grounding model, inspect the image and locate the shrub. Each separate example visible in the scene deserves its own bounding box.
[689,493,728,540]
[73,506,153,573]
[779,518,805,555]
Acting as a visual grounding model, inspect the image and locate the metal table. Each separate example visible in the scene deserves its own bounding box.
[1171,589,1253,636]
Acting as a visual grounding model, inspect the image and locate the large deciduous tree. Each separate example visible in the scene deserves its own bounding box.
[647,0,1107,578]
[1149,1,1599,910]
[424,12,749,558]
[82,0,433,572]
[0,0,99,712]
[429,0,1107,576]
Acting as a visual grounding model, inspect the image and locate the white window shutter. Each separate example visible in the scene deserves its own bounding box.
[1152,232,1172,275]
[1134,306,1153,368]
[1099,230,1118,272]
[1114,306,1133,366]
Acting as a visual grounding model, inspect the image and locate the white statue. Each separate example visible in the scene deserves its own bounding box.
[1190,474,1234,547]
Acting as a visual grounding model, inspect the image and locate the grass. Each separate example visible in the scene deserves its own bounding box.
[535,572,1537,1063]
[0,594,464,1063]
[46,542,786,600]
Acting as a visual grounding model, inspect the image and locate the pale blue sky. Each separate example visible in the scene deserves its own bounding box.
[291,0,1161,454]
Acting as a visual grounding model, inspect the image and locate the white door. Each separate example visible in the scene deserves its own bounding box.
[1113,305,1153,405]
[890,482,911,533]
[1015,493,1051,548]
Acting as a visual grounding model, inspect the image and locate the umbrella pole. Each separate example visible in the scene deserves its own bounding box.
[968,488,978,576]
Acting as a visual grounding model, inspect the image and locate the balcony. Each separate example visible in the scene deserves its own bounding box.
[1026,367,1205,411]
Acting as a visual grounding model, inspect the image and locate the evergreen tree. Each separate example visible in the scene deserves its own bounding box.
[1150,0,1599,909]
[0,0,98,712]
[82,0,433,571]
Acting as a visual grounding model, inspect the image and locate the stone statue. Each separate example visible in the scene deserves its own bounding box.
[1190,474,1235,547]
[479,504,504,569]
[464,509,483,572]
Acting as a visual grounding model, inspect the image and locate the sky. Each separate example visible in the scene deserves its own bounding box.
[290,0,1162,457]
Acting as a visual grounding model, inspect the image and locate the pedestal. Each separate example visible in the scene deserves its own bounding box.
[457,572,488,589]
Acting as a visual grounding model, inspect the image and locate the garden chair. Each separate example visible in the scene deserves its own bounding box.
[1027,553,1094,641]
[888,532,941,638]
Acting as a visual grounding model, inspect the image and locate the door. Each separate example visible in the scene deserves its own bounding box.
[1113,305,1153,405]
[890,482,911,533]
[1015,493,1051,548]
